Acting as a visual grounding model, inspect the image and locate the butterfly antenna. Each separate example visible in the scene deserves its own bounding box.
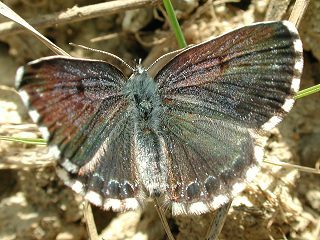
[146,48,184,72]
[154,198,175,240]
[69,43,135,72]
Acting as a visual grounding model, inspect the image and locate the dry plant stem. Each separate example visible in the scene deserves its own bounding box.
[264,159,320,175]
[205,202,232,240]
[265,0,290,21]
[315,219,320,240]
[84,202,99,240]
[289,0,310,27]
[90,32,125,43]
[0,0,161,36]
[154,198,175,240]
[0,159,54,170]
[0,2,68,55]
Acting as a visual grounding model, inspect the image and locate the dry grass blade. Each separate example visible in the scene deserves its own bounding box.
[0,2,68,56]
[84,202,99,240]
[154,198,175,240]
[289,0,310,27]
[205,202,232,240]
[264,158,320,175]
[265,0,291,21]
[0,0,161,37]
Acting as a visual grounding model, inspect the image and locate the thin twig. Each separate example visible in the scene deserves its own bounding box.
[0,159,55,170]
[265,0,290,21]
[154,198,175,240]
[83,202,99,240]
[0,0,161,36]
[315,218,320,240]
[202,113,232,231]
[289,0,310,27]
[205,202,232,240]
[0,1,69,55]
[264,159,320,175]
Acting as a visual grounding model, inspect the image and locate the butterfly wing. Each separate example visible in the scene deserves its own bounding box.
[153,21,303,214]
[16,56,141,211]
[156,21,303,130]
[161,112,258,215]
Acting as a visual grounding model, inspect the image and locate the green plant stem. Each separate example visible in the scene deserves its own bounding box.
[162,0,187,48]
[0,136,46,145]
[294,84,320,99]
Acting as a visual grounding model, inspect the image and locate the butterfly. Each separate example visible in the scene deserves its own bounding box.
[16,21,303,216]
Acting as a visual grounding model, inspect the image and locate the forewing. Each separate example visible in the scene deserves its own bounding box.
[155,21,303,130]
[16,56,141,210]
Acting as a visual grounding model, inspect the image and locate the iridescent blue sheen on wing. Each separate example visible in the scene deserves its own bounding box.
[16,20,303,215]
[16,56,141,210]
[162,112,254,201]
[155,21,302,128]
[151,21,303,212]
[18,57,125,167]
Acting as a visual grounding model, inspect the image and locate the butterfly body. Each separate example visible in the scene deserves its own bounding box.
[16,21,303,215]
[123,67,168,197]
[124,67,162,131]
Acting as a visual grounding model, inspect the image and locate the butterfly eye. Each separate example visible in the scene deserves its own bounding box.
[133,93,140,103]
